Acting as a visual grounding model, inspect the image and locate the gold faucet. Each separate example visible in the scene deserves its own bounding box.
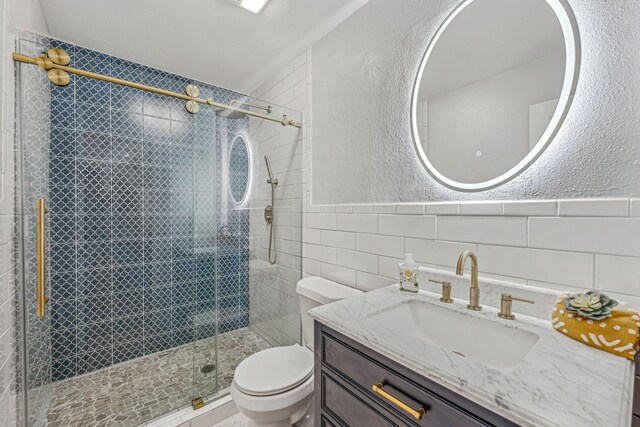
[455,250,481,311]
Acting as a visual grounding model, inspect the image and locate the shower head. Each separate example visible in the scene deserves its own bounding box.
[215,109,247,119]
[264,155,277,186]
[216,100,272,120]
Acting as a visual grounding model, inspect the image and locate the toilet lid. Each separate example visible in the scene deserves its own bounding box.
[234,345,314,396]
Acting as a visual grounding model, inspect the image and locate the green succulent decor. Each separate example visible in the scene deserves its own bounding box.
[562,291,619,320]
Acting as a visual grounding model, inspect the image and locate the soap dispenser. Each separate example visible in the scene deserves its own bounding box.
[399,253,419,293]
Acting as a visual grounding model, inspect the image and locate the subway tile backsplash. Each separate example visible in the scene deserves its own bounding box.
[302,199,640,307]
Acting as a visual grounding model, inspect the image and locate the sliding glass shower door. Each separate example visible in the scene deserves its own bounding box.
[16,36,222,426]
[16,35,55,427]
[15,33,302,427]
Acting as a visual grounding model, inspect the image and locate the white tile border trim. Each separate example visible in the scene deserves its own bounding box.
[307,198,636,217]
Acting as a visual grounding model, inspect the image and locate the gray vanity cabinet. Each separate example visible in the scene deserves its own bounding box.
[315,322,521,427]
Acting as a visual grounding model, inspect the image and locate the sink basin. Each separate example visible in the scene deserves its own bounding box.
[369,299,539,369]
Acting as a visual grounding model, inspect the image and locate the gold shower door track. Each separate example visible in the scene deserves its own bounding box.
[12,52,301,128]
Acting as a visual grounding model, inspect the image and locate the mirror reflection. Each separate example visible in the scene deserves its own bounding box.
[412,0,577,190]
[229,135,251,204]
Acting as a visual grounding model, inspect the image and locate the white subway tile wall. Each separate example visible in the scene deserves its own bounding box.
[301,199,640,307]
[247,49,308,346]
[557,199,629,217]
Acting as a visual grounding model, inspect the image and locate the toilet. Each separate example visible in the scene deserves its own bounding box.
[230,277,363,427]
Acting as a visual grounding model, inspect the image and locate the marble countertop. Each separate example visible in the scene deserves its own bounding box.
[309,285,635,427]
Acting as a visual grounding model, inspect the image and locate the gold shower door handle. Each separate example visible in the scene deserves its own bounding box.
[36,198,50,318]
[372,382,426,420]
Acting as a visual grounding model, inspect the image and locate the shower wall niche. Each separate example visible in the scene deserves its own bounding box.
[39,39,250,381]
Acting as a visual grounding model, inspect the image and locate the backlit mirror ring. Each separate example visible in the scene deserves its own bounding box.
[410,0,580,192]
[228,134,251,205]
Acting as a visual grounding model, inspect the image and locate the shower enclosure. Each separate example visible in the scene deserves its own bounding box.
[15,35,302,426]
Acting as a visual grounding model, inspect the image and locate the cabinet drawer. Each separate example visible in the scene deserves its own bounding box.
[321,416,337,427]
[321,333,494,426]
[322,373,399,427]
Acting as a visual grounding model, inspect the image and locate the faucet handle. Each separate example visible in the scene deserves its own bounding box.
[429,279,453,303]
[498,293,534,320]
[511,295,535,304]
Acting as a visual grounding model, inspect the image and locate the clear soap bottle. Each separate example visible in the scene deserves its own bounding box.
[399,253,419,293]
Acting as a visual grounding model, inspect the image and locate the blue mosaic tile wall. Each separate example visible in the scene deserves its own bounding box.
[46,39,250,380]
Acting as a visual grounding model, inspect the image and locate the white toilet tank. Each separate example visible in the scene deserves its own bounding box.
[296,277,362,351]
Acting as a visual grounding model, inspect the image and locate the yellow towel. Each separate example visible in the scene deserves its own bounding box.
[551,299,640,360]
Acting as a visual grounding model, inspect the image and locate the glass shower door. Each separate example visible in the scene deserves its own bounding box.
[15,36,223,425]
[191,97,219,403]
[16,36,55,427]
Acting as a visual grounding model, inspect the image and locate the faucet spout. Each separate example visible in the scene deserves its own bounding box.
[456,250,481,311]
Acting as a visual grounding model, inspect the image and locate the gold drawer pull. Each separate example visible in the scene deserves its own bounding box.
[36,198,50,318]
[372,382,426,420]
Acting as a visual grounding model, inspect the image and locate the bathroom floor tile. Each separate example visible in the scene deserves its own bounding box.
[39,328,270,427]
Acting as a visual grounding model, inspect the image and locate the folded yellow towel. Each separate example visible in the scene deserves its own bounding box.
[551,298,640,360]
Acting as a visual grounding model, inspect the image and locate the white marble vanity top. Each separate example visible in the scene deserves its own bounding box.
[309,285,635,427]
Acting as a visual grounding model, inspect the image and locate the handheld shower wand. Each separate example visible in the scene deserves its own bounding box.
[264,156,278,264]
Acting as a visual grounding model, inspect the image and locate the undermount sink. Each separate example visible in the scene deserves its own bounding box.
[369,299,539,369]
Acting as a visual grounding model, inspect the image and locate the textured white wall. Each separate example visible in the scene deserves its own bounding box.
[311,0,640,203]
[0,1,48,425]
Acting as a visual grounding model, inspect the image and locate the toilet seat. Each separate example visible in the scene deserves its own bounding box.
[234,345,314,396]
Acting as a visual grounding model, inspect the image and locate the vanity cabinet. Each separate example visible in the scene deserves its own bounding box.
[314,322,520,427]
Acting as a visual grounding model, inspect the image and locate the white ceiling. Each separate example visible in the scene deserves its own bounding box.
[40,0,369,94]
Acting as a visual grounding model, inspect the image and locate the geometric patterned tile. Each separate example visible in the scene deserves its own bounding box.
[77,321,113,351]
[76,348,113,375]
[112,315,144,343]
[76,130,111,161]
[77,268,112,296]
[78,294,112,324]
[112,290,143,318]
[143,309,172,337]
[50,271,77,301]
[43,39,255,381]
[143,286,173,312]
[51,329,77,361]
[112,215,144,241]
[172,281,194,307]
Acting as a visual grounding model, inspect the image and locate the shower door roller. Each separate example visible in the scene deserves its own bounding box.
[264,205,273,224]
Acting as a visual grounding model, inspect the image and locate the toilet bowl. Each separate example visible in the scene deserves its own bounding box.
[231,277,363,427]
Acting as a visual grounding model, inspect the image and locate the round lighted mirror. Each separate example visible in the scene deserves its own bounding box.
[411,0,579,191]
[229,135,251,204]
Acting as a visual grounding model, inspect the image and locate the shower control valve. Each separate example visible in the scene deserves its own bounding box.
[264,205,273,224]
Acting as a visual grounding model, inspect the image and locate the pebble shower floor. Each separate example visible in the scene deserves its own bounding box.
[42,329,269,427]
